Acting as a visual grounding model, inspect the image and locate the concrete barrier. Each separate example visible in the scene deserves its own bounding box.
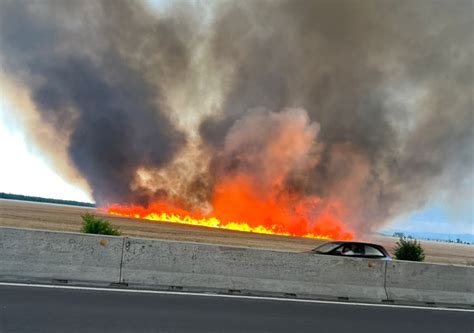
[1,227,473,307]
[385,261,474,305]
[121,237,387,302]
[0,227,123,284]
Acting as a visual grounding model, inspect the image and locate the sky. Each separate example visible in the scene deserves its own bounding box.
[388,204,473,236]
[0,99,91,202]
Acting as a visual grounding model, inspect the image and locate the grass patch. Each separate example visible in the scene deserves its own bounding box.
[393,237,425,261]
[80,213,121,236]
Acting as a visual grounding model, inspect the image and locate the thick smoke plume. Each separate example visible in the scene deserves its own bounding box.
[0,0,472,235]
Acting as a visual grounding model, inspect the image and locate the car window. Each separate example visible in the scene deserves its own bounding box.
[364,245,385,257]
[335,243,364,256]
[312,242,342,253]
[351,244,364,255]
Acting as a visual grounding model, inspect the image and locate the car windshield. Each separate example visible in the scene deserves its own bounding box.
[312,242,342,253]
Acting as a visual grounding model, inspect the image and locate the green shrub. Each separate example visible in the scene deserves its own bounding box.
[80,213,121,236]
[393,237,425,261]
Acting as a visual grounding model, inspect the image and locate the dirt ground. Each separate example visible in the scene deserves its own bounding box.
[1,199,472,266]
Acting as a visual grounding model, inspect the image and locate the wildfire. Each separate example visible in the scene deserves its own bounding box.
[107,175,353,240]
[107,110,355,240]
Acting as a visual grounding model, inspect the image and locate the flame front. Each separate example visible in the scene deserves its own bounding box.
[107,175,353,240]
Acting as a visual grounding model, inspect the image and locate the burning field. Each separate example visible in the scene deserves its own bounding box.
[0,1,472,241]
[107,109,353,240]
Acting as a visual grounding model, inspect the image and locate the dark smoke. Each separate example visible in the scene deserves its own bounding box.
[0,0,191,204]
[201,0,473,232]
[0,0,472,233]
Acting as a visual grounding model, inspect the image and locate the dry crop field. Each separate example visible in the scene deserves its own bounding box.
[1,199,472,266]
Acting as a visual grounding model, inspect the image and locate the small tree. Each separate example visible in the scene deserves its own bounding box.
[393,237,425,261]
[80,213,121,236]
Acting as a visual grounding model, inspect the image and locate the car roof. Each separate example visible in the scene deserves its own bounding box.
[323,241,386,248]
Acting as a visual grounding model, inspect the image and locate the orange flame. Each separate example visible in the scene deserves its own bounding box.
[107,174,353,240]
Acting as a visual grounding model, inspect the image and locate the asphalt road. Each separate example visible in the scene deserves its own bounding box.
[0,284,472,333]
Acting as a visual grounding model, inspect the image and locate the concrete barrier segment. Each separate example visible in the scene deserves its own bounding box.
[121,237,388,302]
[0,227,123,284]
[385,260,474,305]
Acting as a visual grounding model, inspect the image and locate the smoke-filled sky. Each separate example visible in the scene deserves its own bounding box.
[0,0,472,236]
